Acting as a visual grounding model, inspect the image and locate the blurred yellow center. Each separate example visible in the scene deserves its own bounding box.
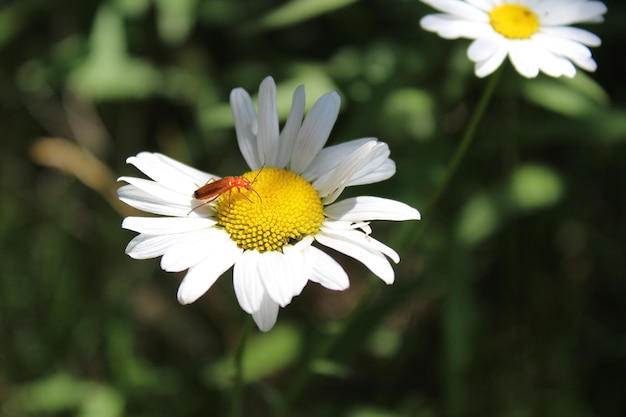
[489,4,539,39]
[216,167,324,252]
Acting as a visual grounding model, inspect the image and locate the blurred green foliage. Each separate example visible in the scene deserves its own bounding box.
[1,0,626,416]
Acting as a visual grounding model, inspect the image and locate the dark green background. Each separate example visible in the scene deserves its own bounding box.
[1,1,625,416]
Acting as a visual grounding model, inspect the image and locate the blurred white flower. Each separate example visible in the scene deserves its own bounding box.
[118,77,420,332]
[420,0,607,78]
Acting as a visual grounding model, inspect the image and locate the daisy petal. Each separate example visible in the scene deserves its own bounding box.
[534,45,577,78]
[283,236,315,296]
[471,40,508,78]
[540,26,601,47]
[346,143,396,186]
[258,251,296,307]
[301,137,373,182]
[325,196,421,222]
[176,241,242,304]
[122,216,217,234]
[421,14,492,39]
[230,87,261,170]
[118,176,192,206]
[118,184,194,216]
[233,250,265,314]
[252,291,280,332]
[308,246,350,291]
[161,228,232,272]
[125,233,187,260]
[257,77,280,166]
[126,152,214,191]
[420,0,488,21]
[290,92,341,174]
[316,226,397,284]
[538,1,607,26]
[314,140,379,204]
[276,85,305,169]
[348,159,396,186]
[509,40,540,78]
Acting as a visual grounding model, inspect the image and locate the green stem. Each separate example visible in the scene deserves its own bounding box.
[411,69,502,243]
[230,317,253,417]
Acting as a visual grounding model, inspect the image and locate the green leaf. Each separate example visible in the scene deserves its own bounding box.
[67,5,161,100]
[78,384,125,417]
[522,72,609,117]
[508,164,564,210]
[204,323,302,388]
[11,373,124,417]
[16,373,85,413]
[250,0,360,31]
[155,0,198,44]
[456,192,500,246]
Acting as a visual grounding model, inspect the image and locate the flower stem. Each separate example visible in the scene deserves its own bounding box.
[412,69,502,242]
[230,317,253,417]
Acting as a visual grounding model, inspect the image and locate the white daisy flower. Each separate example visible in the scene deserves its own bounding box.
[118,76,420,332]
[420,0,607,78]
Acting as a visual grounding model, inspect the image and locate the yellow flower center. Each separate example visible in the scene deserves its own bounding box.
[489,4,539,39]
[216,167,324,252]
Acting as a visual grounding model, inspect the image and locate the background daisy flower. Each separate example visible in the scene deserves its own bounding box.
[420,0,607,78]
[118,77,420,332]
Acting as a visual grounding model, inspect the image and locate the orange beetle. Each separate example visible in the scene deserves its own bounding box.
[193,176,254,202]
[189,175,261,214]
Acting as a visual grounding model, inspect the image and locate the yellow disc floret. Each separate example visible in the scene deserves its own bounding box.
[216,167,324,252]
[489,4,539,39]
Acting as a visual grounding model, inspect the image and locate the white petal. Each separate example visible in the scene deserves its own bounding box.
[276,85,305,169]
[252,291,280,332]
[230,87,261,170]
[258,251,296,307]
[290,92,341,174]
[324,222,400,263]
[420,0,488,21]
[313,141,385,204]
[538,1,607,26]
[471,39,508,78]
[125,233,187,259]
[348,159,396,186]
[467,36,504,62]
[233,250,265,314]
[540,26,601,47]
[161,228,232,272]
[176,241,242,304]
[466,0,495,12]
[118,184,195,217]
[508,40,540,78]
[533,45,577,78]
[126,152,214,192]
[122,216,217,234]
[345,142,395,187]
[315,226,398,284]
[421,14,492,39]
[307,246,349,291]
[283,236,314,296]
[301,137,373,182]
[533,32,596,71]
[118,176,193,206]
[257,76,280,166]
[325,196,420,222]
[572,55,597,72]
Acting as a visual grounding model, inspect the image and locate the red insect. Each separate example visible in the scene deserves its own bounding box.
[189,175,261,213]
[193,176,253,202]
